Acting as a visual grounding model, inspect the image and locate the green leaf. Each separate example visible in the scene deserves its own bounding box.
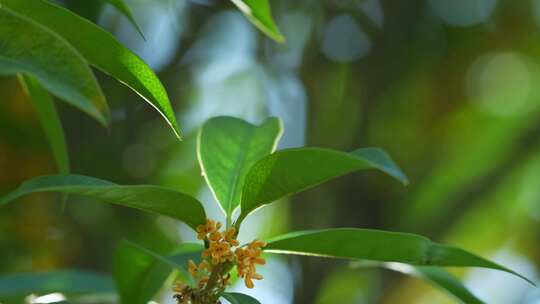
[222,292,261,304]
[0,174,206,230]
[359,262,484,304]
[0,270,114,302]
[414,266,484,304]
[230,0,284,42]
[0,6,109,125]
[125,241,203,276]
[167,243,204,272]
[114,240,172,304]
[265,228,534,285]
[100,0,145,39]
[18,75,70,174]
[239,147,407,221]
[3,0,181,138]
[198,116,283,217]
[407,266,484,304]
[118,241,203,288]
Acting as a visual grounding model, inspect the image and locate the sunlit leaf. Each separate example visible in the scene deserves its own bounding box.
[0,270,114,302]
[221,292,261,304]
[0,7,109,125]
[265,228,533,285]
[198,116,283,217]
[114,240,172,304]
[3,0,181,138]
[100,0,144,39]
[18,75,69,174]
[357,262,484,304]
[0,175,206,230]
[230,0,284,42]
[239,147,407,222]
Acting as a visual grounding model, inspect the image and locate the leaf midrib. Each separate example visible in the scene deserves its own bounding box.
[225,127,258,215]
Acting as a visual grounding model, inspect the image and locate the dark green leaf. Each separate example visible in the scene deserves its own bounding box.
[239,148,407,221]
[0,7,109,125]
[18,75,69,174]
[100,0,144,39]
[0,270,114,302]
[198,116,282,217]
[265,228,533,285]
[230,0,284,42]
[0,174,206,230]
[3,0,181,138]
[222,292,261,304]
[114,240,172,304]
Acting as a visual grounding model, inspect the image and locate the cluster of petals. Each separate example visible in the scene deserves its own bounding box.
[201,226,238,264]
[196,219,221,240]
[176,218,267,299]
[235,240,267,288]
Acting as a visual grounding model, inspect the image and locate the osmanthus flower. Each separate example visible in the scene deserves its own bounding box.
[203,240,234,264]
[235,240,267,289]
[196,219,221,240]
[173,219,267,303]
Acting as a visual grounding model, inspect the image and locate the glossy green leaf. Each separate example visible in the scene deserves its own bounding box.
[0,270,114,302]
[239,147,407,221]
[3,0,181,138]
[198,116,283,217]
[0,174,206,229]
[100,0,144,39]
[265,228,533,285]
[114,240,172,304]
[222,292,261,304]
[18,75,69,174]
[359,262,484,304]
[230,0,284,42]
[0,7,109,125]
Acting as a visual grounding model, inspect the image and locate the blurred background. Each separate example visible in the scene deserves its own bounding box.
[1,0,540,303]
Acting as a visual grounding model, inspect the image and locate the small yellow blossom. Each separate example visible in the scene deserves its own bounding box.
[196,219,221,240]
[204,240,234,264]
[208,230,222,242]
[173,280,186,293]
[224,227,239,246]
[199,259,211,272]
[188,260,198,276]
[235,239,267,288]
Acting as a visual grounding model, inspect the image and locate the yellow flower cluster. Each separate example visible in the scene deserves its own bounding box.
[198,219,239,264]
[173,219,267,303]
[197,220,266,287]
[235,240,267,288]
